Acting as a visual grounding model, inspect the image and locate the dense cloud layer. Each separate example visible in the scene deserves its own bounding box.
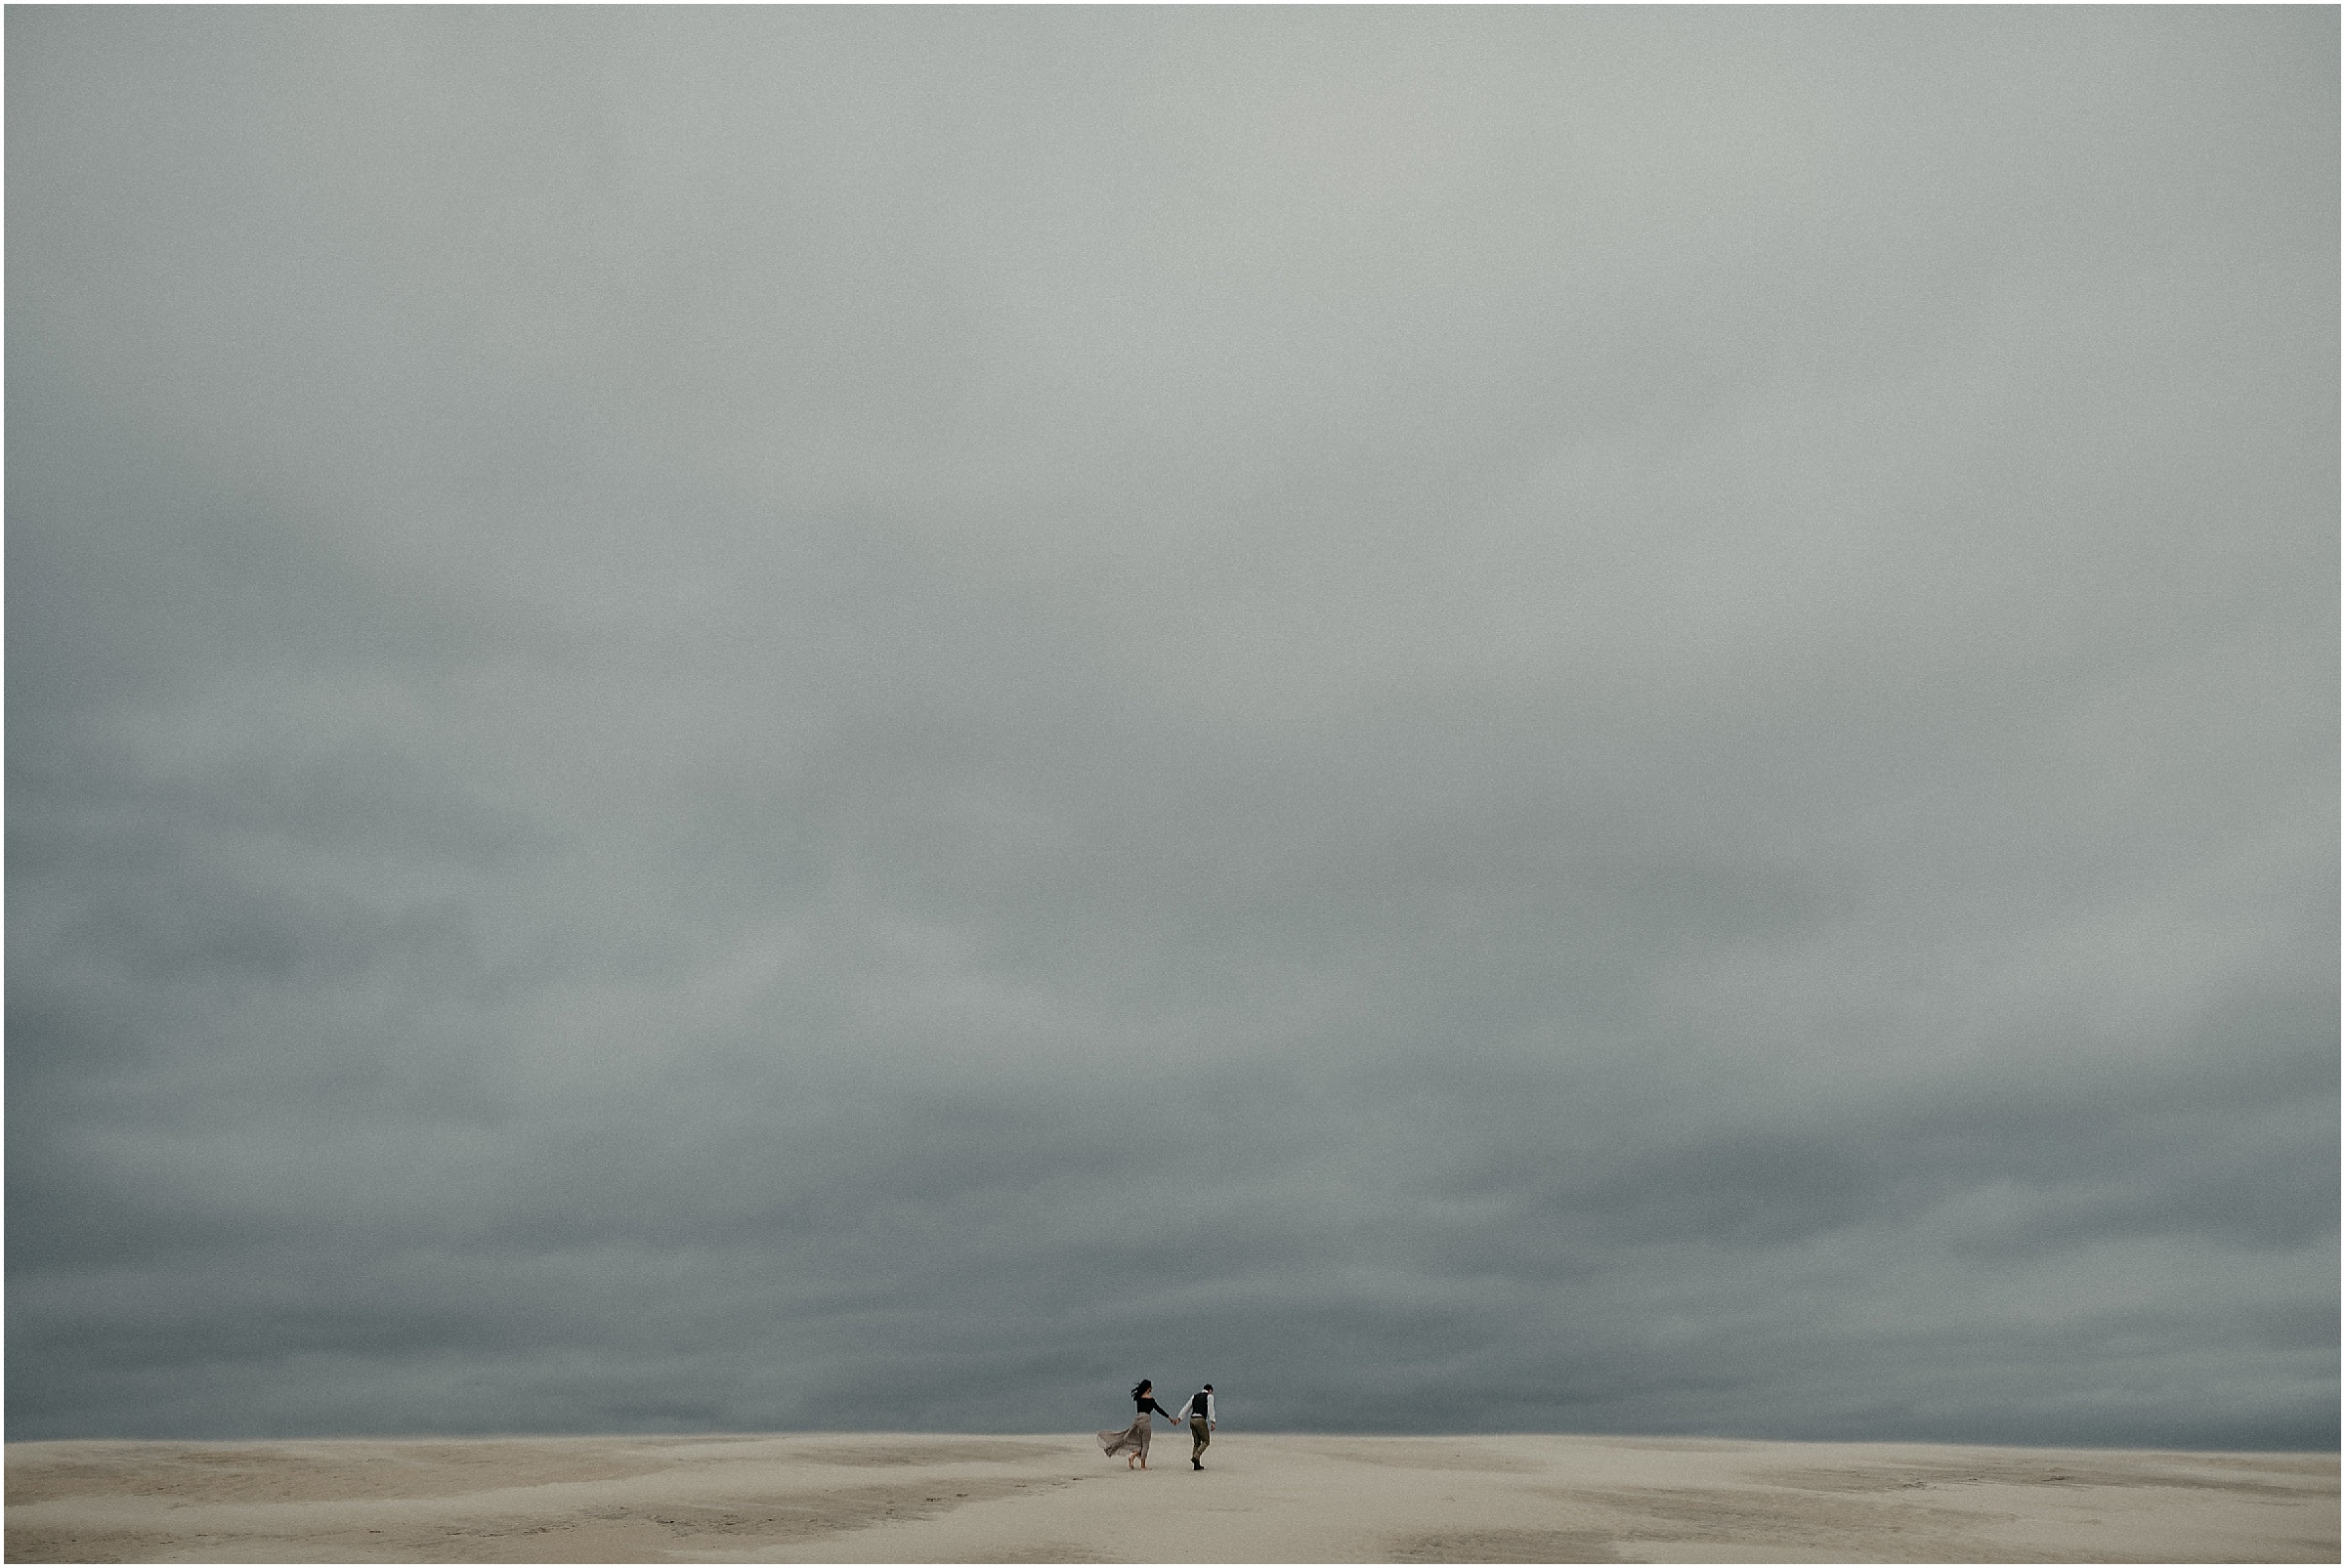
[9,8,2335,1447]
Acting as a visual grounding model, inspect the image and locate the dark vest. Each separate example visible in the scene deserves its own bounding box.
[1190,1391,1212,1418]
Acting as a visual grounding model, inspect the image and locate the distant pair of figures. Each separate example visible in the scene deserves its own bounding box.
[1099,1378,1216,1470]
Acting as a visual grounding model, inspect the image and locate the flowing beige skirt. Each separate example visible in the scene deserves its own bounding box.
[1098,1413,1151,1458]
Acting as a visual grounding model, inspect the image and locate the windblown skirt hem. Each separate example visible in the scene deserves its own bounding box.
[1098,1415,1151,1458]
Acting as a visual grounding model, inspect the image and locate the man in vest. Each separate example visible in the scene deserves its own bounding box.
[1174,1384,1215,1469]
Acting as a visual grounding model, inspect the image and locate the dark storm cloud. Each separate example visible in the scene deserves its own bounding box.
[9,7,2335,1448]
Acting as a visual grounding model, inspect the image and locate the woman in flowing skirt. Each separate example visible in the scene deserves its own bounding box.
[1099,1379,1178,1469]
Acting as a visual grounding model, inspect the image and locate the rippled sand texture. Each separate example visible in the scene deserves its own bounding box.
[7,1432,2335,1562]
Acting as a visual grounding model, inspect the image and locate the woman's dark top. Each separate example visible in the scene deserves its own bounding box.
[1136,1395,1175,1419]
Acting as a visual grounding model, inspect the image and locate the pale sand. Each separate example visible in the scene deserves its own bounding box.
[6,1433,2334,1564]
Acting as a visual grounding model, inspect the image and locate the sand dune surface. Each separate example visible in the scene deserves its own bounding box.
[7,1432,2334,1563]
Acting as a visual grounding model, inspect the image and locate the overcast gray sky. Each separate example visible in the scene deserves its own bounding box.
[8,7,2336,1449]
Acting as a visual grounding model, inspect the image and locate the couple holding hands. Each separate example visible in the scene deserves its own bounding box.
[1099,1379,1216,1470]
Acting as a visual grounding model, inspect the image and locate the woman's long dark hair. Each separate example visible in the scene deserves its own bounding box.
[1130,1379,1152,1401]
